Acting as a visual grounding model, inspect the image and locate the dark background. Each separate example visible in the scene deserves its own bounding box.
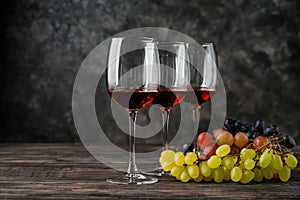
[1,0,299,143]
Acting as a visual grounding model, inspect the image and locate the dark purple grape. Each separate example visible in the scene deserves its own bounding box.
[240,125,248,133]
[253,131,262,138]
[255,119,265,135]
[225,118,236,124]
[272,125,279,134]
[264,124,279,137]
[278,134,284,143]
[234,120,242,132]
[223,123,235,133]
[240,123,253,133]
[246,131,254,139]
[281,135,296,148]
[224,118,236,133]
[246,124,255,132]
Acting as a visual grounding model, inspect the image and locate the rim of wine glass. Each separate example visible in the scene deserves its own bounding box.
[186,42,215,49]
[201,42,214,46]
[200,42,219,67]
[156,41,189,57]
[156,41,188,52]
[111,36,157,43]
[186,41,214,45]
[157,41,186,45]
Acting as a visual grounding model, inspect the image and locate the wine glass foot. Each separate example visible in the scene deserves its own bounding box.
[106,173,158,185]
[141,166,172,176]
[142,167,164,177]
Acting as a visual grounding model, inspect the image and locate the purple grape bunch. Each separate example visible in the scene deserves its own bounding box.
[223,118,296,148]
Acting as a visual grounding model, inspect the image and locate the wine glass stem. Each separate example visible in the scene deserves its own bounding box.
[192,106,201,152]
[127,110,138,174]
[162,108,171,151]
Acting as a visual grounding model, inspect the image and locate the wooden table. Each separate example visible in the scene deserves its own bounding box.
[0,143,299,199]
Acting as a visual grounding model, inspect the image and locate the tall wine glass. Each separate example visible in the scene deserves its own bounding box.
[185,42,218,151]
[158,42,190,150]
[154,42,190,150]
[106,37,159,184]
[142,42,190,176]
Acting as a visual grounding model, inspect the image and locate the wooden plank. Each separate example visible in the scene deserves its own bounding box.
[0,143,299,199]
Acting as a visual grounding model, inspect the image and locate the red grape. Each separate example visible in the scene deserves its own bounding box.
[213,129,223,138]
[253,136,269,153]
[198,132,213,148]
[234,132,248,149]
[230,144,241,155]
[216,130,234,146]
[203,142,218,157]
[273,173,279,179]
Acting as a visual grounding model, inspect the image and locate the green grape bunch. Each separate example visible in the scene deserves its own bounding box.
[159,136,298,183]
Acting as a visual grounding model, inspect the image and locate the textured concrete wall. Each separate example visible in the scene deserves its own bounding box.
[1,0,299,143]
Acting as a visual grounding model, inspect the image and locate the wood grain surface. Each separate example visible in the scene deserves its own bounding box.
[0,143,299,199]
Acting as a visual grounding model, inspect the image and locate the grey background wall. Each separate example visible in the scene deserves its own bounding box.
[1,0,299,143]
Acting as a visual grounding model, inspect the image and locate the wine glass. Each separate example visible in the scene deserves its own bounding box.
[185,42,218,152]
[146,42,190,176]
[106,37,159,184]
[156,42,190,149]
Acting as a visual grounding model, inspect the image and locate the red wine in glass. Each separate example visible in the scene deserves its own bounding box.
[184,87,216,106]
[152,89,186,108]
[109,89,157,110]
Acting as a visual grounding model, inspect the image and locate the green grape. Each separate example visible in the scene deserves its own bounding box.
[160,150,175,164]
[240,148,247,154]
[223,156,234,169]
[259,149,273,168]
[253,168,263,182]
[203,170,214,182]
[223,166,231,181]
[232,156,238,164]
[180,168,191,182]
[213,166,224,183]
[285,154,298,169]
[159,157,164,165]
[199,161,211,177]
[278,165,291,182]
[256,161,261,167]
[216,144,231,157]
[193,173,204,182]
[244,159,256,170]
[240,148,256,160]
[185,152,198,165]
[261,166,273,180]
[231,166,242,182]
[248,149,257,159]
[207,155,221,169]
[239,159,245,169]
[161,161,175,172]
[271,154,283,171]
[269,163,279,174]
[188,164,200,178]
[174,151,185,166]
[170,165,185,177]
[240,169,255,184]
